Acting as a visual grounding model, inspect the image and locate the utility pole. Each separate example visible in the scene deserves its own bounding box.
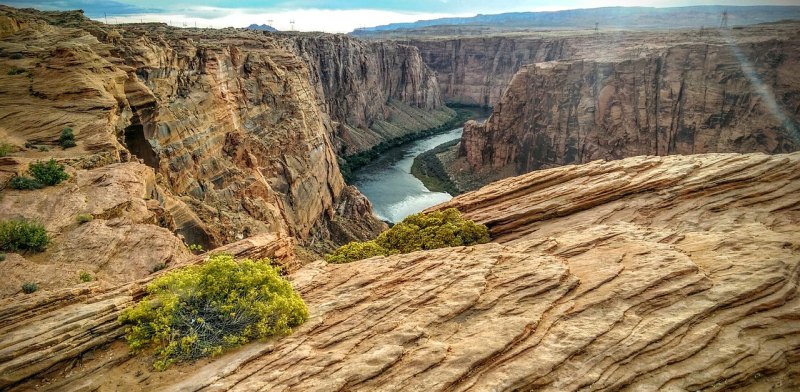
[104,12,108,24]
[720,10,729,29]
[290,19,295,31]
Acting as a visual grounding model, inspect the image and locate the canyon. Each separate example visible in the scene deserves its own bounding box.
[1,4,799,391]
[405,22,800,190]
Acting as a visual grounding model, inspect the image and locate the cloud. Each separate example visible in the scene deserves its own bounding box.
[105,8,467,33]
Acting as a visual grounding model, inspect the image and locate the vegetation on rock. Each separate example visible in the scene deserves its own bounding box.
[9,176,44,190]
[0,142,11,157]
[75,214,93,224]
[59,127,76,149]
[79,271,93,282]
[29,159,69,186]
[21,282,38,294]
[326,208,490,263]
[118,254,309,371]
[0,219,49,252]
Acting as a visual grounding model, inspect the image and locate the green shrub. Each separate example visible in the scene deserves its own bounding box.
[325,240,388,264]
[9,176,44,190]
[75,214,93,224]
[119,254,309,370]
[188,243,204,254]
[22,282,38,294]
[0,253,6,261]
[79,271,93,282]
[29,159,69,186]
[0,142,11,157]
[0,219,49,252]
[60,127,76,149]
[9,53,23,60]
[37,146,49,152]
[7,67,26,75]
[325,208,490,263]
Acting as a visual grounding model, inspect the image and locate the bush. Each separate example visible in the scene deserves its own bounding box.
[0,253,6,261]
[7,67,26,75]
[60,127,76,149]
[75,214,93,224]
[0,142,11,157]
[0,219,49,252]
[9,176,44,190]
[325,240,388,264]
[188,243,204,254]
[9,53,23,60]
[28,159,69,186]
[150,262,167,273]
[325,208,490,263]
[119,254,309,370]
[22,282,38,294]
[79,271,93,282]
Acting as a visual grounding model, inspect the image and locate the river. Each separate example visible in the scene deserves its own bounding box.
[351,127,464,223]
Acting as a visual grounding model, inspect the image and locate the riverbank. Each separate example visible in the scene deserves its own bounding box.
[339,107,480,182]
[410,138,462,195]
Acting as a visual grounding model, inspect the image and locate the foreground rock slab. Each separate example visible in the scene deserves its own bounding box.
[3,152,800,390]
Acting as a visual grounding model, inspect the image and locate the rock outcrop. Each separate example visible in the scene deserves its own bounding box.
[457,30,800,184]
[412,37,571,107]
[285,34,454,156]
[3,152,798,390]
[0,6,387,255]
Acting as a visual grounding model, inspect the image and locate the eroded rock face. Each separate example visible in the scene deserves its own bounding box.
[285,35,453,155]
[459,38,800,180]
[412,37,571,107]
[0,7,387,252]
[3,152,798,391]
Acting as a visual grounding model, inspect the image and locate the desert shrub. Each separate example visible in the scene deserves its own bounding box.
[119,254,309,371]
[150,262,167,273]
[9,53,23,60]
[22,282,38,294]
[188,243,204,254]
[0,253,6,261]
[75,214,93,224]
[0,142,11,157]
[7,67,26,75]
[9,175,44,190]
[325,240,388,264]
[60,127,76,149]
[0,219,49,252]
[325,208,490,263]
[29,159,69,186]
[37,146,49,152]
[79,271,93,282]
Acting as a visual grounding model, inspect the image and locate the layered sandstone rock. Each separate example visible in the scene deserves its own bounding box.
[285,34,454,155]
[458,33,800,183]
[0,6,386,254]
[412,37,571,107]
[3,152,798,390]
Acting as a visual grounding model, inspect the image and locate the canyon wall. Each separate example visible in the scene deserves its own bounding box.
[460,37,800,179]
[3,152,798,390]
[283,34,454,156]
[0,6,387,263]
[411,37,570,107]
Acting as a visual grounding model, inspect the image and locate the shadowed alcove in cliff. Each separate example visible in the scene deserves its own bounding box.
[124,112,159,169]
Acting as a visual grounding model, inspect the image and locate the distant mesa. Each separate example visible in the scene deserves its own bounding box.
[247,23,278,32]
[351,5,800,34]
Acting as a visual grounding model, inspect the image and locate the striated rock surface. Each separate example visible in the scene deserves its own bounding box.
[3,152,798,390]
[285,34,454,156]
[457,31,800,185]
[412,37,571,107]
[0,6,387,253]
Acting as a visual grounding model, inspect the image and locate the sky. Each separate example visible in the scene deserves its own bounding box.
[2,0,798,33]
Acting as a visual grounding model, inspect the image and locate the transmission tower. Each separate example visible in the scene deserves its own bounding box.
[720,10,729,29]
[290,19,296,31]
